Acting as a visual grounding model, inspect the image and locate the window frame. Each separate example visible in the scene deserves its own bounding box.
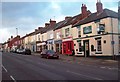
[97,39,102,52]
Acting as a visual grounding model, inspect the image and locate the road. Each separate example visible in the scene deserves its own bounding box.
[2,52,119,81]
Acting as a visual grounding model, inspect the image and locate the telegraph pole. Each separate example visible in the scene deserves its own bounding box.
[16,28,18,36]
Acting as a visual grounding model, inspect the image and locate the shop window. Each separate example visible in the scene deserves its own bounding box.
[91,45,94,51]
[97,39,102,51]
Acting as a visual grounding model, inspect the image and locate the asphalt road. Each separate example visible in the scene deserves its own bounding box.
[2,52,119,81]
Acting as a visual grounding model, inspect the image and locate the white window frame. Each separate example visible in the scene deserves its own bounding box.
[97,39,102,52]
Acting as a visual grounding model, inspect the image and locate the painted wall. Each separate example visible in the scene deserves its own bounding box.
[73,17,119,56]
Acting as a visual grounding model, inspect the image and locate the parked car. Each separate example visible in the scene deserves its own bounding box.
[16,48,31,55]
[41,50,59,59]
[24,49,31,55]
[16,49,25,54]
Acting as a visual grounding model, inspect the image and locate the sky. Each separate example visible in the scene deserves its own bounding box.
[0,0,119,43]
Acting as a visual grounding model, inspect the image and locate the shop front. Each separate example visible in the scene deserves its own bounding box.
[47,39,54,50]
[54,40,62,54]
[62,37,74,55]
[36,41,47,53]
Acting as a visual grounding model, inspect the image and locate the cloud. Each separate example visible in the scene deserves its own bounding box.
[1,1,118,43]
[1,0,119,2]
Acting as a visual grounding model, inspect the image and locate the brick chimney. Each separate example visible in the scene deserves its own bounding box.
[38,27,43,30]
[49,19,56,26]
[96,0,103,13]
[45,23,50,27]
[65,16,72,20]
[35,29,38,32]
[81,4,88,18]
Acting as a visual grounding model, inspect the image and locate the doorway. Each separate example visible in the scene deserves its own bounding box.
[83,40,90,57]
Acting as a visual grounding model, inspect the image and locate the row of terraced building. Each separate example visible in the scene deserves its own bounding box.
[2,1,120,57]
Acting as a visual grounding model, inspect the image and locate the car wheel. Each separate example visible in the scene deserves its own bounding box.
[46,56,49,59]
[41,55,43,58]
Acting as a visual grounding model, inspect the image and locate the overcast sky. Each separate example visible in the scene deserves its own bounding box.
[0,0,119,43]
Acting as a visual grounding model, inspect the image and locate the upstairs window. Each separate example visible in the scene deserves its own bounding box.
[56,32,61,39]
[83,26,92,34]
[38,35,40,41]
[65,28,70,37]
[97,24,105,34]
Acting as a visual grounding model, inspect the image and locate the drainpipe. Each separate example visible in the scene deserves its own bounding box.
[111,18,115,60]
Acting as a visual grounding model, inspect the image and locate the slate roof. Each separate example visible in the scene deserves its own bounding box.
[74,9,118,27]
[53,10,91,31]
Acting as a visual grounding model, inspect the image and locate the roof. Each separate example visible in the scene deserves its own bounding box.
[74,9,118,27]
[53,10,91,30]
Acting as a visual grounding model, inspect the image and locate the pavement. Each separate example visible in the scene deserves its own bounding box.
[32,52,119,68]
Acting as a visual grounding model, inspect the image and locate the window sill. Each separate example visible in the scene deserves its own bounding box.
[77,52,82,54]
[95,52,102,54]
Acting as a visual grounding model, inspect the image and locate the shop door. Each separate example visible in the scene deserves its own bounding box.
[83,40,89,57]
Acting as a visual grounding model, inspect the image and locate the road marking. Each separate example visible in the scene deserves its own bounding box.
[38,62,55,68]
[107,67,118,70]
[10,75,16,82]
[66,70,103,80]
[2,65,8,72]
[100,67,106,69]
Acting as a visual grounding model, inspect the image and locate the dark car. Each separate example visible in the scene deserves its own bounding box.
[24,49,31,55]
[41,50,59,59]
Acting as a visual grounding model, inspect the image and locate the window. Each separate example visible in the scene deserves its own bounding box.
[56,32,61,39]
[42,35,43,41]
[38,35,40,41]
[65,28,69,37]
[83,26,92,34]
[91,45,94,51]
[119,38,120,53]
[78,42,82,52]
[78,27,81,37]
[97,39,102,51]
[50,33,53,39]
[97,24,105,34]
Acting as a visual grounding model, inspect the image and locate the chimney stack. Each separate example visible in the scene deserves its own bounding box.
[49,19,56,26]
[11,36,13,39]
[65,16,72,20]
[35,29,38,32]
[45,23,50,27]
[96,0,103,13]
[81,4,88,18]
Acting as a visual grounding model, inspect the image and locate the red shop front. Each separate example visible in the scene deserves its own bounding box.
[62,37,74,55]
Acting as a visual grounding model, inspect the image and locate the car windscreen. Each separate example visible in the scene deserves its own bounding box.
[47,50,55,54]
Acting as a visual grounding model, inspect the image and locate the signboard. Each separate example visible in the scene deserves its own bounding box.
[111,41,115,45]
